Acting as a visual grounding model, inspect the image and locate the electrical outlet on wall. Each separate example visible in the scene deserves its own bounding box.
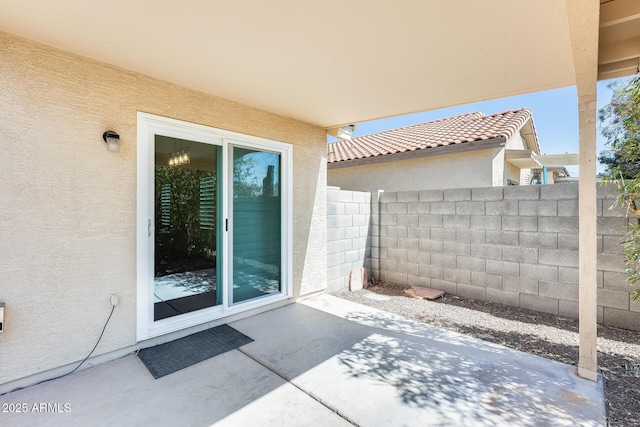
[109,294,119,306]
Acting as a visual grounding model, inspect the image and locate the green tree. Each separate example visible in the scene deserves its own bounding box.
[598,76,640,301]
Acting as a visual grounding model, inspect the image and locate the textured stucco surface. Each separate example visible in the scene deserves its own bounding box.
[328,149,495,192]
[0,32,326,386]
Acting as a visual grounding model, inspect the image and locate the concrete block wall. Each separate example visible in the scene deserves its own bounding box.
[327,187,372,292]
[375,183,640,331]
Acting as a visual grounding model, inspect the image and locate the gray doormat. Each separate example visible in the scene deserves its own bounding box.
[138,324,253,378]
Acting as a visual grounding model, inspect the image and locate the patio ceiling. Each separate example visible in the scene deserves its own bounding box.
[0,1,637,128]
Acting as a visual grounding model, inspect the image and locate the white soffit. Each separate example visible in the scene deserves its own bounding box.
[0,1,576,127]
[534,153,580,167]
[505,150,542,169]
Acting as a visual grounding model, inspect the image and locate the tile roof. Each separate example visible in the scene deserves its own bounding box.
[327,108,536,164]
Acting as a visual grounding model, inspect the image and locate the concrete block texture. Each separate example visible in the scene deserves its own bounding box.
[327,202,346,215]
[540,183,578,200]
[486,288,520,307]
[387,202,408,214]
[538,217,578,233]
[407,226,430,239]
[398,261,419,276]
[396,214,419,227]
[407,250,430,265]
[520,262,558,282]
[557,200,579,217]
[387,248,408,262]
[603,307,640,330]
[597,217,629,236]
[456,256,487,272]
[455,229,486,243]
[407,274,430,288]
[407,202,430,214]
[419,190,443,202]
[486,200,519,216]
[539,281,579,302]
[431,227,456,241]
[597,183,619,200]
[519,200,558,217]
[520,294,559,315]
[597,253,627,273]
[538,249,578,268]
[602,235,625,255]
[471,271,503,289]
[430,279,458,294]
[419,239,443,252]
[502,246,538,263]
[456,201,485,215]
[420,264,444,280]
[443,241,471,256]
[504,185,539,200]
[430,202,456,215]
[558,301,604,323]
[485,230,518,246]
[430,252,457,269]
[502,276,539,295]
[518,232,558,249]
[419,214,443,228]
[598,288,630,310]
[557,234,579,251]
[444,268,471,284]
[444,188,471,201]
[331,185,637,330]
[486,259,520,276]
[397,191,419,202]
[502,216,538,232]
[603,271,635,291]
[443,215,471,229]
[472,187,503,201]
[344,203,360,215]
[456,283,487,300]
[470,216,501,230]
[387,226,407,238]
[470,243,502,260]
[379,192,397,202]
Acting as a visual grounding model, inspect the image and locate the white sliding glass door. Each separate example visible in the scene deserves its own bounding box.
[137,113,292,341]
[230,147,282,304]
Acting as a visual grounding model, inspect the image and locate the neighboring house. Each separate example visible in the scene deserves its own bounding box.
[328,109,544,192]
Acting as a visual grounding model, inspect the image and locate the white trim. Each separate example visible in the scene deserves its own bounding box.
[136,112,293,341]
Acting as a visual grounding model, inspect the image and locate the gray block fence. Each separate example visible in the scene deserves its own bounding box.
[327,183,640,331]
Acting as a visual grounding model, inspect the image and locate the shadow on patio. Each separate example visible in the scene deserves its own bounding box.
[0,295,605,426]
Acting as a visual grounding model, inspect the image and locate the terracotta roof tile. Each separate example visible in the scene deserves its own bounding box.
[328,109,535,164]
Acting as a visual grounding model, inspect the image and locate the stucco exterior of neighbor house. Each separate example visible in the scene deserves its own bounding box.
[0,0,638,392]
[327,109,544,192]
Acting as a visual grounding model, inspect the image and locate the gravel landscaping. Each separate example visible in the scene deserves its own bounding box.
[334,283,640,427]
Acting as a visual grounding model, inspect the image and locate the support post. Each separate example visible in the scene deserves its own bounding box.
[577,95,598,381]
[565,0,600,381]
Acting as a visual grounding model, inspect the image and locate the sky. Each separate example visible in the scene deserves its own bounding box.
[329,76,636,177]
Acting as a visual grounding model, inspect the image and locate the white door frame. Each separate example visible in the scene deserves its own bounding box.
[136,112,292,341]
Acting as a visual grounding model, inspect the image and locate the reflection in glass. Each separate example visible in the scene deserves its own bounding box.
[232,147,281,304]
[154,136,221,320]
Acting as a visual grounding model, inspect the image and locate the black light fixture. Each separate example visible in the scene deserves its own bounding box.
[102,131,120,152]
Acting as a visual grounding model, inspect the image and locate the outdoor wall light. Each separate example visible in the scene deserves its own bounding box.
[102,131,120,152]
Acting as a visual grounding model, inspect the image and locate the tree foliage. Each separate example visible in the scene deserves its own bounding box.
[599,76,640,301]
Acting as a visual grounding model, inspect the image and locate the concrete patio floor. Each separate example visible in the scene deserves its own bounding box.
[0,294,605,426]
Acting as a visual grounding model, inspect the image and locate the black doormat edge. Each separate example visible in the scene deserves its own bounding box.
[137,324,253,379]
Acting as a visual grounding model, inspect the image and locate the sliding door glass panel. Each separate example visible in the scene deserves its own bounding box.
[232,147,281,304]
[154,136,222,320]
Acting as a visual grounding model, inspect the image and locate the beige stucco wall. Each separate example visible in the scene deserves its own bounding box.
[328,149,497,192]
[0,33,327,387]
